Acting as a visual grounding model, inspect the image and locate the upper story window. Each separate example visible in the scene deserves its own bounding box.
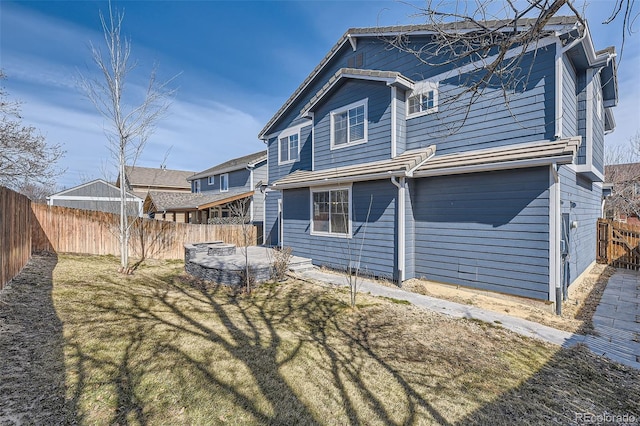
[208,176,214,185]
[220,173,229,192]
[407,81,438,118]
[311,187,351,237]
[194,180,201,193]
[330,99,368,150]
[278,129,300,165]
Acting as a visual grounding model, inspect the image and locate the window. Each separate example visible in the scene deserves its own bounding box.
[278,131,299,164]
[208,176,214,185]
[330,99,367,149]
[194,180,201,193]
[311,187,351,237]
[407,81,438,118]
[220,173,228,192]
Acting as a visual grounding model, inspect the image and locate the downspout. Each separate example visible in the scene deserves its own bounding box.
[390,176,405,283]
[551,163,562,315]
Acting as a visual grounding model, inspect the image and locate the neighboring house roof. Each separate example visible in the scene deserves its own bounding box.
[145,189,254,212]
[259,16,617,139]
[605,163,640,183]
[48,179,140,201]
[188,151,267,181]
[414,137,580,177]
[271,146,436,189]
[118,166,195,193]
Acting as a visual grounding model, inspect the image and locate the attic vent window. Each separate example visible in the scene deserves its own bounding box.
[347,52,364,69]
[407,80,439,118]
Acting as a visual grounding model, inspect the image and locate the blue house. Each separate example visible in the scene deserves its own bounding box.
[187,150,267,225]
[259,17,618,301]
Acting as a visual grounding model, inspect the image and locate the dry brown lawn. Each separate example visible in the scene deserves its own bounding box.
[1,254,638,425]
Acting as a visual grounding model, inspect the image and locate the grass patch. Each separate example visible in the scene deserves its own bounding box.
[379,296,412,305]
[39,255,640,424]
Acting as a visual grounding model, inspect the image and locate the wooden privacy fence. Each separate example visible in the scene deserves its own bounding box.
[31,203,257,260]
[1,185,258,289]
[0,187,32,290]
[597,218,640,270]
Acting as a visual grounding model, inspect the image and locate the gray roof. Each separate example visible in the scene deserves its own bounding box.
[301,68,414,116]
[146,189,253,212]
[271,146,436,189]
[414,137,581,177]
[48,179,140,200]
[121,166,195,190]
[259,16,579,139]
[189,151,267,181]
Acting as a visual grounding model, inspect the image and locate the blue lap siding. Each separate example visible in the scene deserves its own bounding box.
[559,165,602,285]
[412,167,551,300]
[282,180,398,279]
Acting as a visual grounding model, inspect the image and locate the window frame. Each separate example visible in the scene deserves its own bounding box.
[194,180,201,193]
[309,186,352,238]
[207,175,215,185]
[406,81,439,119]
[278,128,300,165]
[330,99,368,150]
[220,173,229,192]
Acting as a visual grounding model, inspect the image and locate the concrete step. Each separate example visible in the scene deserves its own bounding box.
[289,258,315,273]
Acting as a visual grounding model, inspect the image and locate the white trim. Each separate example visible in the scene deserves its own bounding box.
[208,175,215,185]
[554,39,563,138]
[220,173,229,192]
[309,112,315,171]
[330,98,368,150]
[262,120,312,142]
[413,155,575,178]
[277,127,301,165]
[406,80,439,119]
[585,68,594,167]
[309,185,353,238]
[391,86,397,158]
[549,165,559,301]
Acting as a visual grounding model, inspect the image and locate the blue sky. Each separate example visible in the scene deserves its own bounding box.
[1,0,638,189]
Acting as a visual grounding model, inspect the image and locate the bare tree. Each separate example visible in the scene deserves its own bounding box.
[343,195,373,308]
[387,0,636,133]
[227,198,254,293]
[0,71,64,191]
[605,130,640,220]
[78,3,175,272]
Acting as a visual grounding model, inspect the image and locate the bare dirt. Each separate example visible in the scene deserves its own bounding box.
[402,263,615,334]
[0,253,75,425]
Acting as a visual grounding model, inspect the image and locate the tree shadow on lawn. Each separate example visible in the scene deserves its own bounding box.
[456,344,640,425]
[67,269,456,425]
[0,253,76,424]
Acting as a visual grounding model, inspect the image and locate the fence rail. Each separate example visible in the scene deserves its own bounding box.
[31,203,257,259]
[1,185,257,290]
[1,187,32,290]
[597,218,640,270]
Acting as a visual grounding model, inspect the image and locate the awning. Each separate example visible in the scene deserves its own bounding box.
[271,145,436,189]
[413,137,580,177]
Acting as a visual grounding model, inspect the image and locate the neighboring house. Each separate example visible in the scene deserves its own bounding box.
[116,165,194,200]
[604,162,640,224]
[47,179,143,216]
[143,189,257,224]
[186,150,267,225]
[259,17,617,302]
